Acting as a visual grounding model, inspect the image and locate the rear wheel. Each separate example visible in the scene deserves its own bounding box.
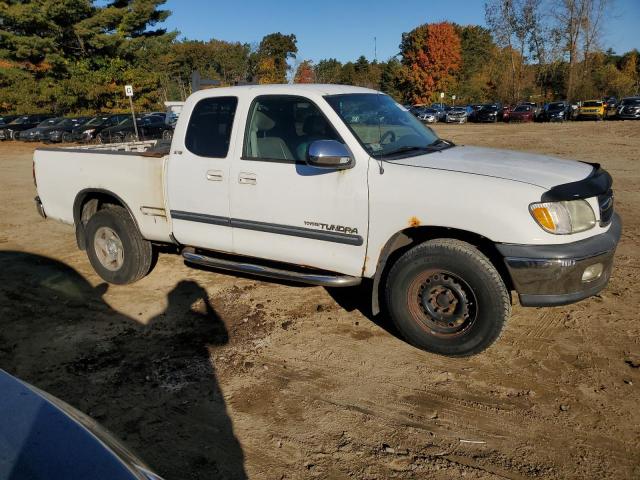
[162,129,173,141]
[124,132,136,143]
[85,206,152,284]
[385,239,510,356]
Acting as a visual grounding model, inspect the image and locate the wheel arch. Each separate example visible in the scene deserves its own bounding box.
[73,188,140,250]
[371,225,513,316]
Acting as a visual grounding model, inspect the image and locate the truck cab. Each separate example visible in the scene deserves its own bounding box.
[33,85,620,357]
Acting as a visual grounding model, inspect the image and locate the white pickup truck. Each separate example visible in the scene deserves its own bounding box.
[34,84,620,356]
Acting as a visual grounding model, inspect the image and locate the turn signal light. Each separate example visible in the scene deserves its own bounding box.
[531,206,555,231]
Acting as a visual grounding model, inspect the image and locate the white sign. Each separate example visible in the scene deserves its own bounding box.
[452,95,457,100]
[440,92,445,98]
[125,85,134,97]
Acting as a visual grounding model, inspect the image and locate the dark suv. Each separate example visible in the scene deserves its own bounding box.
[0,114,55,141]
[541,101,571,122]
[475,103,504,122]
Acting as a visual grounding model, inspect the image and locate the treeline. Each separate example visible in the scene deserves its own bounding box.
[0,0,638,114]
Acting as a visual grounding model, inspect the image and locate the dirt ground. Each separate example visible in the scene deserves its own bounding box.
[1,121,639,480]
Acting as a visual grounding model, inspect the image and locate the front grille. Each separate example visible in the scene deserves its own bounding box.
[598,189,614,226]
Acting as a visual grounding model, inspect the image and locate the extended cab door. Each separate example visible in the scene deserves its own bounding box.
[167,95,239,252]
[228,94,368,277]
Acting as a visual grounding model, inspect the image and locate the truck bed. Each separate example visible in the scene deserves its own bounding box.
[34,140,172,243]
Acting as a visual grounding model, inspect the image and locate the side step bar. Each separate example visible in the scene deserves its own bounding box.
[182,248,361,287]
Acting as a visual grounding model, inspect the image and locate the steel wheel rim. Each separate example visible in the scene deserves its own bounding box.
[94,226,124,271]
[406,269,478,337]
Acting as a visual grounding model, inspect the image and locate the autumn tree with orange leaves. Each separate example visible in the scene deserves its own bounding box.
[400,22,462,104]
[294,60,315,83]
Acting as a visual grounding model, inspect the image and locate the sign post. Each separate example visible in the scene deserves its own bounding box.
[125,85,139,142]
[452,94,456,106]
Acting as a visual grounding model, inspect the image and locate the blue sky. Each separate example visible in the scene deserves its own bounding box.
[162,0,639,63]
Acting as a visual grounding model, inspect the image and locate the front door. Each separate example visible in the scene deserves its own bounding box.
[167,95,239,253]
[229,94,368,276]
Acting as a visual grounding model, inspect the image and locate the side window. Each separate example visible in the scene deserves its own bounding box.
[244,95,342,162]
[185,96,238,158]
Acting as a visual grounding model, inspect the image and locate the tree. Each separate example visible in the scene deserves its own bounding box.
[0,0,175,113]
[454,25,497,102]
[485,0,543,102]
[294,60,314,83]
[400,22,462,104]
[253,32,297,84]
[314,58,342,83]
[379,57,405,101]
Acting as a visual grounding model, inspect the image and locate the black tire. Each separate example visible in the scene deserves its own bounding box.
[162,129,173,141]
[85,206,152,285]
[384,239,510,357]
[124,132,136,142]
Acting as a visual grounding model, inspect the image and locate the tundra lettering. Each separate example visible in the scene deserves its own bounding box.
[304,221,359,235]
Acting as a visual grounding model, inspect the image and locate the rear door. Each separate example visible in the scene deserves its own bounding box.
[167,95,239,252]
[228,94,368,276]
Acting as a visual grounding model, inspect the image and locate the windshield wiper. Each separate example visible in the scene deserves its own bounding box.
[379,145,432,157]
[428,138,455,148]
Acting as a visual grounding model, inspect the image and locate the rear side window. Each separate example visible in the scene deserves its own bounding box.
[186,97,238,158]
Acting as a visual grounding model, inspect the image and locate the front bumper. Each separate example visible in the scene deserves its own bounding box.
[497,213,621,307]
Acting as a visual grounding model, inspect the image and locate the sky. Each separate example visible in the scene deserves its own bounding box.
[162,0,640,63]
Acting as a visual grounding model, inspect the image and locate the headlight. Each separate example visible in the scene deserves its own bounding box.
[83,128,95,134]
[529,200,596,234]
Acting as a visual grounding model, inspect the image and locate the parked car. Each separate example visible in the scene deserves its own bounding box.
[97,115,172,143]
[0,114,19,126]
[577,100,606,120]
[444,106,468,123]
[69,114,130,143]
[415,107,438,123]
[34,84,620,357]
[603,96,618,118]
[467,104,483,122]
[25,117,90,143]
[0,114,54,141]
[0,369,164,480]
[430,103,447,121]
[617,96,640,119]
[541,101,571,122]
[519,102,542,120]
[475,103,503,122]
[508,104,535,122]
[501,105,513,122]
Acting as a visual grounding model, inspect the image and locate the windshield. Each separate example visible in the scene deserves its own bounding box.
[451,107,466,113]
[622,98,640,106]
[514,105,530,112]
[325,93,445,159]
[9,116,30,125]
[38,118,63,127]
[84,116,109,127]
[481,104,498,111]
[583,101,602,107]
[548,102,565,110]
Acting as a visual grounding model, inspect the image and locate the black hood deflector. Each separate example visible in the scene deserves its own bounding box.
[541,162,612,202]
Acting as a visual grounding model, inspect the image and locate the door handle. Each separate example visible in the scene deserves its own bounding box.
[206,169,223,181]
[238,172,257,185]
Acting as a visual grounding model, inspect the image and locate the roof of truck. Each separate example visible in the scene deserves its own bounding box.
[189,83,379,101]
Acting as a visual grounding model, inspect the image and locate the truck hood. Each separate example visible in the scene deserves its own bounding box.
[386,145,593,189]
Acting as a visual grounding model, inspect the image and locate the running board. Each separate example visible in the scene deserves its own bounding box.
[181,248,361,287]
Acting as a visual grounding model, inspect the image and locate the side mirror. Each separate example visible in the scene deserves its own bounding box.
[307,140,353,169]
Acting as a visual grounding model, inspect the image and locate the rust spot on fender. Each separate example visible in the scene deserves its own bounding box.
[408,216,421,227]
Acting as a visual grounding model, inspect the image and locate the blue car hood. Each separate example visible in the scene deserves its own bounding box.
[0,371,139,480]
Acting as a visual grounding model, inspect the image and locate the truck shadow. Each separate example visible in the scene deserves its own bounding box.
[325,282,404,340]
[0,251,247,480]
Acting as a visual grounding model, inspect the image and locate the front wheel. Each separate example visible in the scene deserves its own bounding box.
[384,239,510,356]
[85,206,152,285]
